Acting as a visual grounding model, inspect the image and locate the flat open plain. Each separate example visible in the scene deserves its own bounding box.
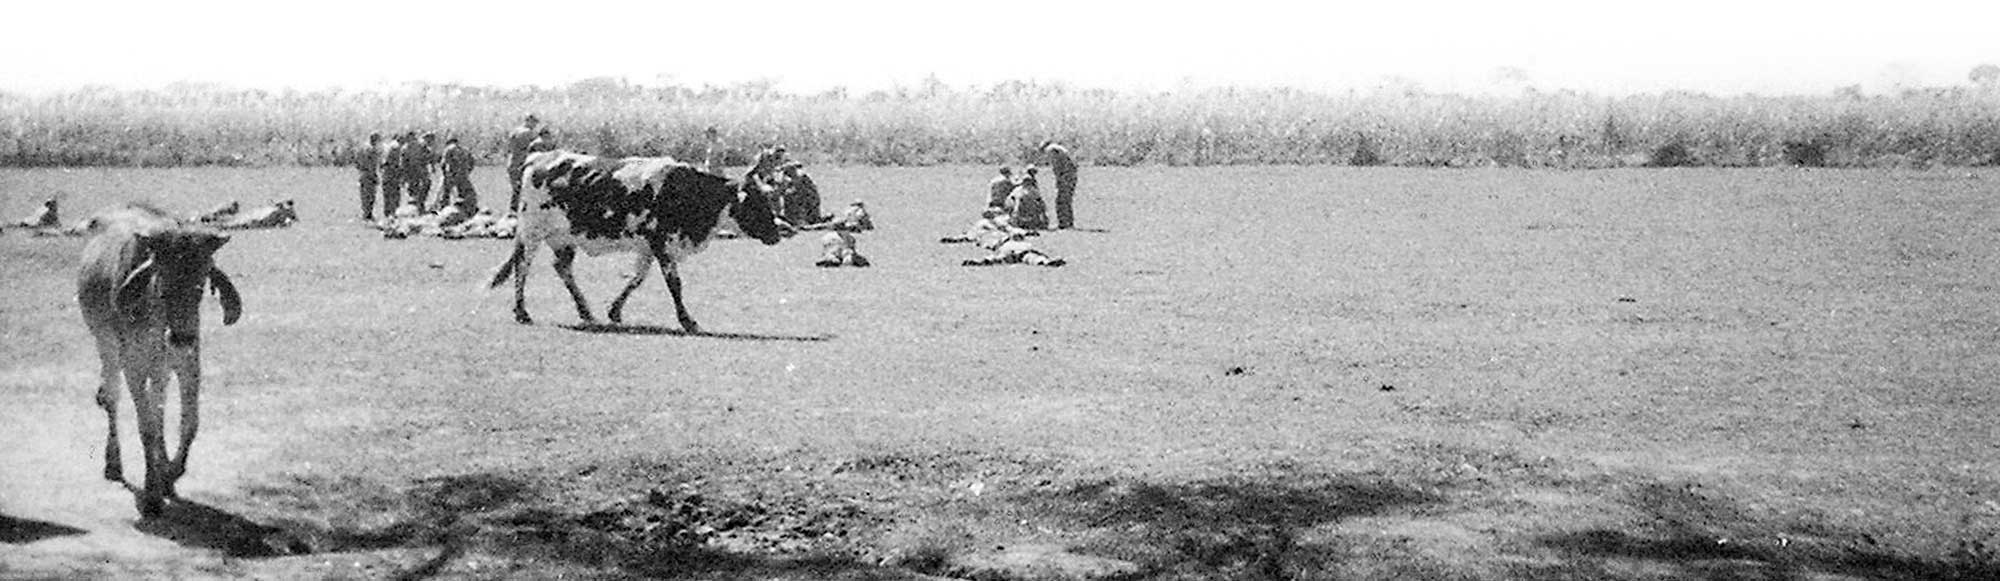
[3,165,1997,579]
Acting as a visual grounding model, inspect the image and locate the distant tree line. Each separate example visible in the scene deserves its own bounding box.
[3,77,1999,169]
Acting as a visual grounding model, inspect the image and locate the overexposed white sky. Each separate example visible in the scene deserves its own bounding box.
[4,0,1995,96]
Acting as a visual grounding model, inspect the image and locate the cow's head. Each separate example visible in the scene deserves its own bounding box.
[722,175,788,245]
[119,228,241,349]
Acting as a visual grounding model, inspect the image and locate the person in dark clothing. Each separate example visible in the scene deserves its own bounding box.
[355,132,382,221]
[406,132,439,210]
[776,161,823,226]
[1041,140,1078,229]
[379,133,407,215]
[439,137,479,212]
[987,166,1016,209]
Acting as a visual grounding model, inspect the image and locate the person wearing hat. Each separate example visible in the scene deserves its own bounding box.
[354,132,383,221]
[1040,139,1078,229]
[506,114,542,211]
[776,161,823,226]
[987,166,1016,209]
[439,136,479,212]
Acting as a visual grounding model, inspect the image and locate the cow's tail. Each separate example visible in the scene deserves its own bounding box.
[487,244,525,289]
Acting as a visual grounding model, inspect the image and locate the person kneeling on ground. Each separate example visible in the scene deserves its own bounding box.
[815,230,871,267]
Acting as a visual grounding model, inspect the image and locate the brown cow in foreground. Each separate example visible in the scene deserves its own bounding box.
[76,203,242,517]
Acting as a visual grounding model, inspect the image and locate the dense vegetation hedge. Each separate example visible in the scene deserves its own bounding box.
[4,81,1999,168]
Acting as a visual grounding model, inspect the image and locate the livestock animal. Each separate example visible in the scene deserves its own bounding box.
[487,150,787,331]
[76,204,242,517]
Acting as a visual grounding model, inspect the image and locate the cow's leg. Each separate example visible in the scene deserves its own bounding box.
[511,244,536,324]
[608,252,655,324]
[127,369,169,517]
[552,246,596,324]
[93,333,124,483]
[164,352,201,496]
[655,256,700,334]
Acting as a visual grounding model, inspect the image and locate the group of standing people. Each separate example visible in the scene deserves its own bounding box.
[353,131,488,221]
[354,114,561,223]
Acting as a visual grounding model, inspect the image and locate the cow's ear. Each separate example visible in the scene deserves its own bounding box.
[118,259,157,323]
[209,268,242,326]
[206,231,231,252]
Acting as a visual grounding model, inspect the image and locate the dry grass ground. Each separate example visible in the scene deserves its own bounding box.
[3,165,1998,579]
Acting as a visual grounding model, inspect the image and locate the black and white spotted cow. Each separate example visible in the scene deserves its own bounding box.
[487,150,788,332]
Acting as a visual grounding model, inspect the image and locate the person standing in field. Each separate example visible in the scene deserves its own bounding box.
[379,132,407,215]
[701,126,725,174]
[406,132,439,211]
[506,114,542,212]
[354,132,382,221]
[987,166,1016,209]
[438,137,479,212]
[1041,139,1078,229]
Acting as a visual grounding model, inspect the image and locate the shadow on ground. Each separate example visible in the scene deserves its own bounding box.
[134,498,314,558]
[234,469,903,580]
[559,323,833,342]
[0,513,86,544]
[1524,481,2000,581]
[211,457,2000,580]
[1007,473,1443,579]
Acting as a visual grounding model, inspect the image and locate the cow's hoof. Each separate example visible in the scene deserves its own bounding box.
[104,465,123,483]
[607,311,624,325]
[514,313,533,325]
[680,320,702,335]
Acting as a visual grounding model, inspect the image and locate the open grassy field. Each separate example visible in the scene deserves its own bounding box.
[3,165,1999,579]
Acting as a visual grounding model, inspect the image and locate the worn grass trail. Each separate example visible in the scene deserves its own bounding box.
[3,166,1997,579]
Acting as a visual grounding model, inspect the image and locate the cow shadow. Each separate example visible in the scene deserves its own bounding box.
[133,498,314,558]
[0,513,87,544]
[1059,227,1112,234]
[559,323,832,342]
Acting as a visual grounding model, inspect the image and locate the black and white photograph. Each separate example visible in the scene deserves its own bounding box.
[3,0,1999,578]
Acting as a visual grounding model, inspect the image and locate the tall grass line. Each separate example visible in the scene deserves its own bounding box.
[4,83,1999,168]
